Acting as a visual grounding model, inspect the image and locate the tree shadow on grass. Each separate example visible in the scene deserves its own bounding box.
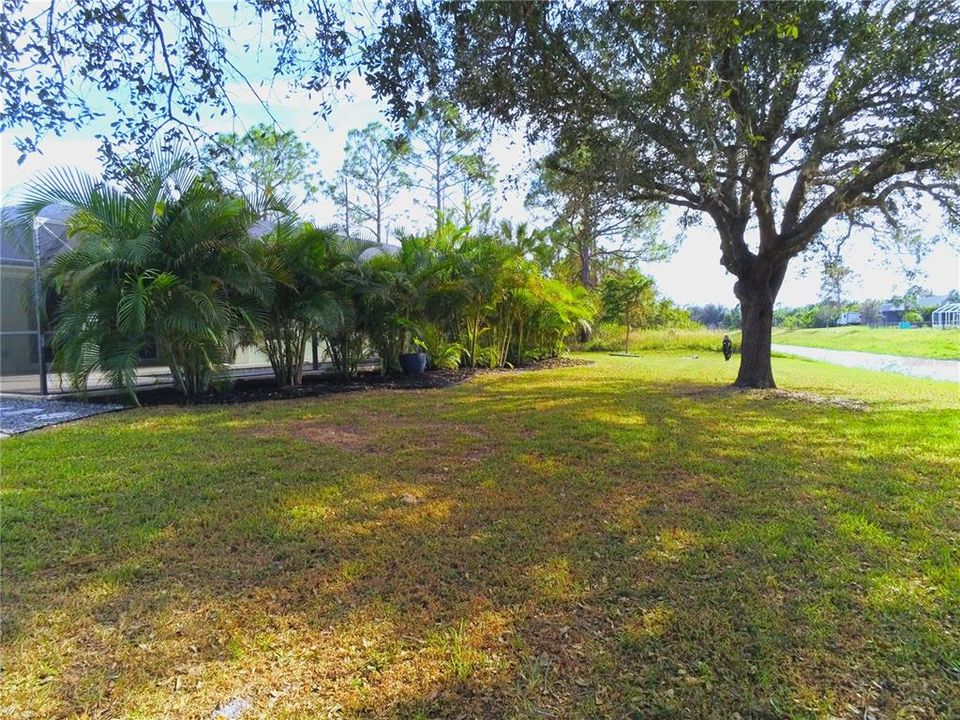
[1,368,958,718]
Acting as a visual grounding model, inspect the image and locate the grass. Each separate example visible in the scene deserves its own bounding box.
[582,324,741,354]
[774,326,960,360]
[2,354,959,718]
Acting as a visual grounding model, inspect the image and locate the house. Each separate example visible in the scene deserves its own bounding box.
[0,205,75,378]
[836,311,861,326]
[879,294,951,324]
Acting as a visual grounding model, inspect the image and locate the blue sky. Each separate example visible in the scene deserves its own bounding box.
[1,3,957,307]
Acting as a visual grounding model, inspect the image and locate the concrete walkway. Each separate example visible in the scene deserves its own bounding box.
[772,344,960,383]
[0,397,126,437]
[0,360,381,396]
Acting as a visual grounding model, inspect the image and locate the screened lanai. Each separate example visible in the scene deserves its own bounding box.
[932,302,960,329]
[0,204,75,393]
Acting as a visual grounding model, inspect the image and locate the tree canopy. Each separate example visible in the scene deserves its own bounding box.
[331,122,411,244]
[599,270,656,354]
[527,146,669,288]
[402,98,496,228]
[0,1,352,167]
[200,124,322,211]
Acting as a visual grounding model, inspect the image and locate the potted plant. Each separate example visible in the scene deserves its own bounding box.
[398,319,428,375]
[398,348,428,375]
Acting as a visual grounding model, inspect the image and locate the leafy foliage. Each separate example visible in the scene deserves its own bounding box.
[414,323,464,370]
[687,304,742,330]
[364,223,595,371]
[15,148,268,400]
[599,270,656,353]
[527,147,669,288]
[313,236,379,381]
[244,222,355,387]
[200,124,322,211]
[1,1,352,169]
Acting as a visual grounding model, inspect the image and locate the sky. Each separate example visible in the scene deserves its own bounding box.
[2,4,958,309]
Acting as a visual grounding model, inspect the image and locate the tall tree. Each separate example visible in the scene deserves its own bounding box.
[527,148,669,288]
[326,171,356,237]
[811,232,856,323]
[364,0,960,388]
[200,124,321,211]
[859,299,882,327]
[687,304,729,329]
[599,270,656,354]
[331,122,410,244]
[454,153,497,232]
[403,98,496,228]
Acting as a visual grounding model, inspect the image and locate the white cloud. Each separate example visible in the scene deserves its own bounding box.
[1,135,103,202]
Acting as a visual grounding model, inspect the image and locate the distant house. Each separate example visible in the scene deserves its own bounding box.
[879,294,950,324]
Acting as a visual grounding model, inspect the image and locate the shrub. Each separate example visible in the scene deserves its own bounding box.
[20,149,270,400]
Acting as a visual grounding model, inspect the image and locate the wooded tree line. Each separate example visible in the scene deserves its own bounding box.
[192,115,670,291]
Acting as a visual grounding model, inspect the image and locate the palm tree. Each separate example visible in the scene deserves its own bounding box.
[16,149,269,401]
[518,278,594,362]
[247,221,351,387]
[314,234,378,381]
[453,233,518,367]
[364,232,459,373]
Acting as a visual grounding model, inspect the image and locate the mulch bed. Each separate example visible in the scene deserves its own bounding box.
[89,357,593,408]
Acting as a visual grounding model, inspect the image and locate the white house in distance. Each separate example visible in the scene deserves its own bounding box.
[836,311,861,326]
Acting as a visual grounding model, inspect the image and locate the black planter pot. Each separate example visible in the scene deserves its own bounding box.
[399,351,428,376]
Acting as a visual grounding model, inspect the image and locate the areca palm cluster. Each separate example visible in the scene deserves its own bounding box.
[249,221,373,386]
[376,222,595,370]
[18,151,269,401]
[18,151,597,402]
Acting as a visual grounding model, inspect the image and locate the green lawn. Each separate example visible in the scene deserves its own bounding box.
[774,326,960,359]
[583,326,741,354]
[3,354,959,718]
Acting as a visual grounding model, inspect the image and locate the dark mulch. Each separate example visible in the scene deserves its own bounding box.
[89,357,593,407]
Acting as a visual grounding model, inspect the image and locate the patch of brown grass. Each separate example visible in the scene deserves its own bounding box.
[674,384,868,410]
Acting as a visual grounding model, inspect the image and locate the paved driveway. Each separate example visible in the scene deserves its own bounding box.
[0,397,126,437]
[771,344,960,382]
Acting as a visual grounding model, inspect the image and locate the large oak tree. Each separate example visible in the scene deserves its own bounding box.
[364,0,960,387]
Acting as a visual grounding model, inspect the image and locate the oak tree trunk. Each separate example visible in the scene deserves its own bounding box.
[733,260,787,389]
